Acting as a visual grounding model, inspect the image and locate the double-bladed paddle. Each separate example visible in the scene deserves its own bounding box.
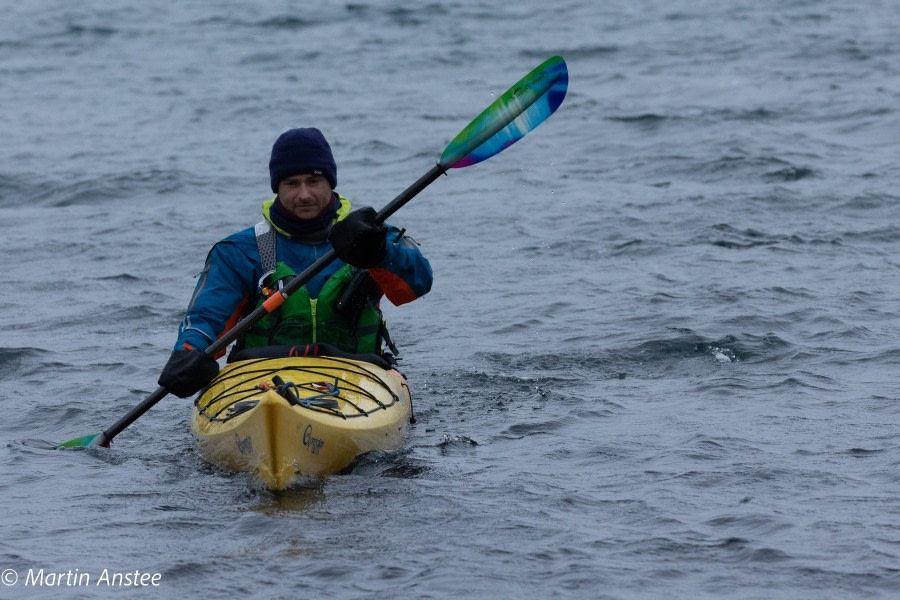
[59,55,568,449]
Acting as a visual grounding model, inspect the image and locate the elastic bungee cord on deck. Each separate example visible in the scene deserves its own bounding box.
[194,357,408,423]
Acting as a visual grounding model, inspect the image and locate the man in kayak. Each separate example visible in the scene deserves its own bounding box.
[158,127,433,398]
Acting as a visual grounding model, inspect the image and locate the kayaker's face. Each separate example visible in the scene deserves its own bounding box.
[277,174,332,220]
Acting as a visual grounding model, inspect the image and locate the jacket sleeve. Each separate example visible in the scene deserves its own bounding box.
[173,241,255,354]
[368,224,433,306]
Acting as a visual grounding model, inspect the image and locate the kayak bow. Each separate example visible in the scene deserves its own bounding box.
[191,355,411,489]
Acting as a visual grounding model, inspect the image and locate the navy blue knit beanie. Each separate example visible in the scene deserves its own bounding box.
[269,128,337,192]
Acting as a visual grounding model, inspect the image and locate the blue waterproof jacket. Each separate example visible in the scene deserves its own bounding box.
[173,196,432,355]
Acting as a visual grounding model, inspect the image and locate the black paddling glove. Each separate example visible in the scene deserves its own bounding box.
[328,207,388,269]
[158,348,219,398]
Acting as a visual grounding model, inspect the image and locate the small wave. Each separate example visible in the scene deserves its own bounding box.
[607,113,670,124]
[490,319,544,335]
[703,223,802,250]
[255,16,316,30]
[14,438,61,451]
[792,37,877,62]
[605,113,674,133]
[436,435,478,455]
[501,419,567,439]
[663,11,704,22]
[846,447,884,457]
[609,238,671,257]
[773,374,841,393]
[623,333,750,364]
[62,24,117,38]
[238,51,321,66]
[378,462,431,479]
[692,154,812,184]
[386,5,450,26]
[648,292,681,305]
[26,21,118,45]
[355,139,402,154]
[350,449,430,478]
[464,352,605,385]
[610,106,783,128]
[723,107,781,121]
[763,166,816,182]
[676,434,762,459]
[841,193,900,210]
[735,547,793,564]
[0,347,52,378]
[710,239,778,250]
[18,304,166,333]
[810,325,876,341]
[704,513,792,536]
[345,4,371,14]
[839,224,900,243]
[544,238,606,260]
[193,13,320,30]
[18,168,198,207]
[464,337,760,386]
[0,173,31,207]
[766,286,817,299]
[521,46,619,60]
[92,273,142,282]
[13,403,96,433]
[835,348,900,367]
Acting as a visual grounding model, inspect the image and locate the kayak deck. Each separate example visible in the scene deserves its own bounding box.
[191,356,411,489]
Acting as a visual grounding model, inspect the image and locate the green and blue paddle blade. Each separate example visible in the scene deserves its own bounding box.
[439,55,568,170]
[57,432,109,448]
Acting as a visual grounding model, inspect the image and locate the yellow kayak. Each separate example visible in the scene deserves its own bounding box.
[191,354,411,490]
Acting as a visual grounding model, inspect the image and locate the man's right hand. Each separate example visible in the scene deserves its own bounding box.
[158,347,219,398]
[328,207,388,269]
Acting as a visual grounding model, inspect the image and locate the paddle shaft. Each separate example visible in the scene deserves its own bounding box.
[93,163,447,446]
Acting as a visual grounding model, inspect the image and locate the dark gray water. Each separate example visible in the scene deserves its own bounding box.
[2,1,899,598]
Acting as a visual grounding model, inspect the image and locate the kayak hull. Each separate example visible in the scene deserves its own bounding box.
[191,356,411,490]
